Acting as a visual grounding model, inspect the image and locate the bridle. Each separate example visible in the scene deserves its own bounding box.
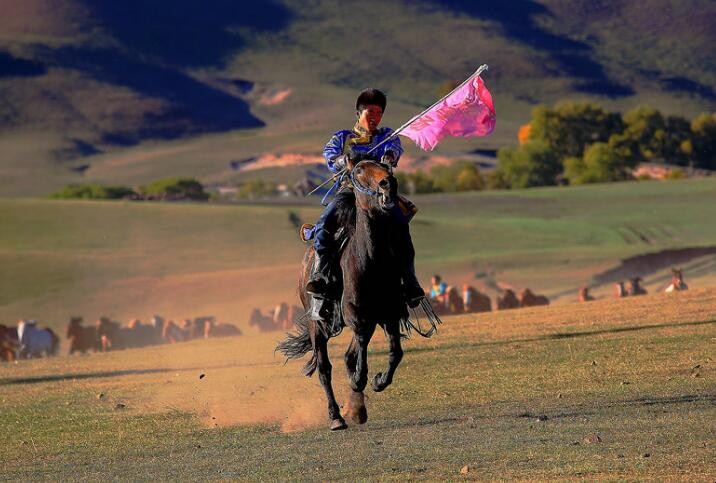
[348,161,390,197]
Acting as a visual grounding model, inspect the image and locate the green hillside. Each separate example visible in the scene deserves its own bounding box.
[1,178,715,331]
[1,0,715,196]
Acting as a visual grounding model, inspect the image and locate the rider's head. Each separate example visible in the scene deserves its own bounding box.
[431,275,441,285]
[356,88,386,134]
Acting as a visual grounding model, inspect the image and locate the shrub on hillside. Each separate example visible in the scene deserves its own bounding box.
[139,177,208,201]
[236,179,277,199]
[50,183,136,200]
[396,161,485,194]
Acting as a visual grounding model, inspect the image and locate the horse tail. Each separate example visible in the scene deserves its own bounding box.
[275,315,317,377]
[47,328,60,356]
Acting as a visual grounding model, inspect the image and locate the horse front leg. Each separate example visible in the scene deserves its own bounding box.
[343,327,374,425]
[311,324,346,431]
[372,322,403,392]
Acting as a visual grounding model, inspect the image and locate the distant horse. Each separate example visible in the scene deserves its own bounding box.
[496,289,520,310]
[578,287,595,302]
[162,319,188,344]
[17,320,59,358]
[665,269,688,292]
[126,319,162,347]
[204,319,242,338]
[628,277,647,296]
[249,309,277,332]
[66,317,98,354]
[445,286,464,314]
[95,317,131,351]
[278,160,439,430]
[462,285,492,313]
[0,324,19,361]
[519,288,550,307]
[614,281,628,298]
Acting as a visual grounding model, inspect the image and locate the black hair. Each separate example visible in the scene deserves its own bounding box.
[356,88,387,112]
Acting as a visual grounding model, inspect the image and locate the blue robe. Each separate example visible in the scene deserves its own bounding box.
[323,127,404,173]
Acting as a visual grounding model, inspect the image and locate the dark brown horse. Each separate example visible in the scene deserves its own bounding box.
[0,324,19,362]
[496,289,520,310]
[519,288,550,307]
[66,317,99,354]
[278,160,437,431]
[462,285,492,313]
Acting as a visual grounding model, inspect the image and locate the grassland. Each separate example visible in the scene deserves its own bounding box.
[1,288,714,480]
[2,177,716,333]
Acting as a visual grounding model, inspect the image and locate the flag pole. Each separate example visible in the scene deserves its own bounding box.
[367,64,488,155]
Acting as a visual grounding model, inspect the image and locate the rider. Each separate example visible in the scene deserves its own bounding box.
[429,275,448,305]
[305,88,425,319]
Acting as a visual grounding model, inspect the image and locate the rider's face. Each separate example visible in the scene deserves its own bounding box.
[357,105,383,133]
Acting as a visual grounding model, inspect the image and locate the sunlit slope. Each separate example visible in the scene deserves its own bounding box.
[1,289,714,480]
[1,0,715,196]
[1,178,715,331]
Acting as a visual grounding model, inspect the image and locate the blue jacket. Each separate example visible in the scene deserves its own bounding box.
[323,127,404,174]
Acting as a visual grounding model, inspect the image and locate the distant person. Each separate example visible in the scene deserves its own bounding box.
[429,275,448,305]
[665,268,688,292]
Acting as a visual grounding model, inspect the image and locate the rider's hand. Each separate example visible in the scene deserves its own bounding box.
[381,151,397,167]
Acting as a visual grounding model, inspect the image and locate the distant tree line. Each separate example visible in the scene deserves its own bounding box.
[395,161,485,194]
[50,177,209,201]
[495,102,716,188]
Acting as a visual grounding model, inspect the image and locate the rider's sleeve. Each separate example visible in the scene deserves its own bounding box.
[323,131,349,173]
[378,128,404,165]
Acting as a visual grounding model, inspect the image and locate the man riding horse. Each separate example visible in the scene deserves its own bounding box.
[306,88,425,320]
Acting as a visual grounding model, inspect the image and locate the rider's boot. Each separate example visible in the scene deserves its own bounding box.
[395,222,425,308]
[306,253,335,322]
[403,262,425,308]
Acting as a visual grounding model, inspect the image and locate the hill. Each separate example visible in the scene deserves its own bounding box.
[1,177,715,332]
[1,0,715,196]
[2,288,714,479]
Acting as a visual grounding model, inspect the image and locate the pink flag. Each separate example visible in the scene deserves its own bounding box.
[399,71,496,151]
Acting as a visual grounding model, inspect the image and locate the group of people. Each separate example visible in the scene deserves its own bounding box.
[427,274,550,315]
[0,314,242,361]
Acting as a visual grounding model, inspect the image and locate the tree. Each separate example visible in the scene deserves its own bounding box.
[140,177,208,201]
[564,142,636,184]
[691,112,716,170]
[496,141,561,189]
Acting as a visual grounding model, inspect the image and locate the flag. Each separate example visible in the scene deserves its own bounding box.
[399,70,496,151]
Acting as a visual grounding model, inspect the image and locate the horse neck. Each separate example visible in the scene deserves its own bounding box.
[352,206,390,262]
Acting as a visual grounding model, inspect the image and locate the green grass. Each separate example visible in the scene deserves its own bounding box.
[1,289,714,480]
[1,178,715,332]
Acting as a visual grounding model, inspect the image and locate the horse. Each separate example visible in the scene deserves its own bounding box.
[161,319,188,343]
[628,277,647,296]
[204,319,242,338]
[277,160,438,431]
[17,320,59,358]
[248,309,277,332]
[0,324,19,361]
[496,289,520,310]
[66,317,99,354]
[614,281,628,298]
[462,285,492,313]
[445,286,465,314]
[95,317,132,351]
[578,286,595,302]
[519,288,550,307]
[126,318,162,347]
[665,268,688,293]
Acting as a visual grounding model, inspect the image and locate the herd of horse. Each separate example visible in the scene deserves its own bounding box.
[0,315,241,362]
[429,285,549,315]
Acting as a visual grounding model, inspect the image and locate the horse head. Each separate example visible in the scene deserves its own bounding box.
[349,160,396,213]
[67,317,83,338]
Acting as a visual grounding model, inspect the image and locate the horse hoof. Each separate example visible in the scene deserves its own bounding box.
[372,373,386,392]
[330,418,347,431]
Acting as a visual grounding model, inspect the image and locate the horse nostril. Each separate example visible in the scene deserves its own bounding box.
[378,178,390,189]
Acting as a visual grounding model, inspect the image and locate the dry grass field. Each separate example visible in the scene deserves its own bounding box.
[2,288,714,480]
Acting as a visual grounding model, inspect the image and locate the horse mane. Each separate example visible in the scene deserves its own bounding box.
[334,193,356,241]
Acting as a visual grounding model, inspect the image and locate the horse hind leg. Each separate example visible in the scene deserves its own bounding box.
[372,322,403,392]
[312,327,346,431]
